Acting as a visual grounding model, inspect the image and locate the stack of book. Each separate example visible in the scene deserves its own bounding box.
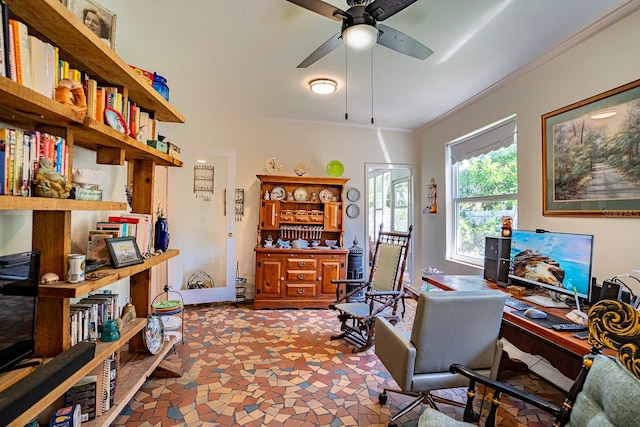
[0,128,68,196]
[70,293,119,346]
[87,214,152,259]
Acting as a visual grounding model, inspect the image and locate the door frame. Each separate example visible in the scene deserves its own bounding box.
[167,148,237,304]
[365,163,415,282]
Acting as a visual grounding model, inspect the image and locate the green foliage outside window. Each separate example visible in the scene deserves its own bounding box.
[455,144,518,258]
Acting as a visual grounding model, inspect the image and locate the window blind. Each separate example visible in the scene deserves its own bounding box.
[449,116,517,165]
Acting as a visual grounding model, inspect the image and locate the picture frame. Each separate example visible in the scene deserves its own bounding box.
[64,0,116,50]
[106,237,144,268]
[542,78,640,217]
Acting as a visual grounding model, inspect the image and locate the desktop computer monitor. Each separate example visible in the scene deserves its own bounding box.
[507,229,594,304]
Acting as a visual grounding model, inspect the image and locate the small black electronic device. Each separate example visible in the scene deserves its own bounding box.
[599,280,622,301]
[0,251,40,373]
[85,258,107,273]
[572,331,589,340]
[552,323,588,331]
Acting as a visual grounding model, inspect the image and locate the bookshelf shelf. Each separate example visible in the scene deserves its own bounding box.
[5,0,185,124]
[39,249,179,298]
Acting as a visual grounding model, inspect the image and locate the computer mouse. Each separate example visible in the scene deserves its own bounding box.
[524,308,548,319]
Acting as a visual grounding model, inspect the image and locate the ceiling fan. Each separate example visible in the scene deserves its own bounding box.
[287,0,433,68]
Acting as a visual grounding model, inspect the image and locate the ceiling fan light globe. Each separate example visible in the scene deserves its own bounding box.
[309,79,337,94]
[343,24,378,50]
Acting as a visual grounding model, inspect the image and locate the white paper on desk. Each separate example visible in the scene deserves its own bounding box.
[566,309,588,326]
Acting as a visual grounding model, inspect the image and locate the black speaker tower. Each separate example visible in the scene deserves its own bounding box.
[484,236,511,286]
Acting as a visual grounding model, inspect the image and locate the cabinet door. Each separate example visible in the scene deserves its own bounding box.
[319,258,343,295]
[260,200,279,230]
[256,258,284,297]
[324,202,342,231]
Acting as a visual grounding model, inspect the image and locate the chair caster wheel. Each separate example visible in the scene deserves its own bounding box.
[378,392,388,404]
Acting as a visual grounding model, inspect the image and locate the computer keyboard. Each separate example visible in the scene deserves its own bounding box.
[504,296,535,311]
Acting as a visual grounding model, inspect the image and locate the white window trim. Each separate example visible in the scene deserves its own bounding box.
[446,115,518,266]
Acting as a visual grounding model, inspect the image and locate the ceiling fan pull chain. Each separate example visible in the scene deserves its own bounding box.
[345,42,349,121]
[371,48,374,124]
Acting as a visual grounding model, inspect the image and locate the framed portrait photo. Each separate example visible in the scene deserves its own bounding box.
[542,78,640,218]
[106,237,144,269]
[64,0,116,50]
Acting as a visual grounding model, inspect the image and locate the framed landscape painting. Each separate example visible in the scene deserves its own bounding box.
[542,79,640,217]
[64,0,116,49]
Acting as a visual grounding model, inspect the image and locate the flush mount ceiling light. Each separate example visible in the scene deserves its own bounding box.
[590,110,617,119]
[309,79,337,95]
[342,23,378,50]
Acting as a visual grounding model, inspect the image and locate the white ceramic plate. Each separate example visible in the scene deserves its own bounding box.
[271,186,286,200]
[319,188,334,202]
[294,187,308,201]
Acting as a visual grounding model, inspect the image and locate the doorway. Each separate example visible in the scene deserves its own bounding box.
[365,164,414,282]
[167,150,237,304]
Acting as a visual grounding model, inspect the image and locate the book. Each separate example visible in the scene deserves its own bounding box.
[21,130,30,196]
[119,213,152,255]
[6,19,15,81]
[87,229,119,263]
[64,375,98,422]
[11,129,22,196]
[86,78,97,119]
[9,19,31,88]
[96,221,125,237]
[29,35,56,98]
[95,87,106,123]
[0,0,8,77]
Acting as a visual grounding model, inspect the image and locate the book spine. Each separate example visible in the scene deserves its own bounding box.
[21,131,30,196]
[0,0,6,77]
[6,19,15,81]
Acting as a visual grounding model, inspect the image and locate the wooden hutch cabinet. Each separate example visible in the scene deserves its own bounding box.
[254,174,349,309]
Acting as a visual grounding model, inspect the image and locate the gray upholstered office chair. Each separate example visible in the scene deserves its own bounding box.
[376,290,507,427]
[418,299,640,427]
[329,224,412,353]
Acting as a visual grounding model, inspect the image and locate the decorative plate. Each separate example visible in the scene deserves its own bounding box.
[105,107,129,135]
[319,188,334,202]
[266,157,282,174]
[346,188,360,202]
[294,187,308,201]
[143,314,165,355]
[346,204,360,218]
[270,186,286,200]
[326,160,344,177]
[294,163,310,176]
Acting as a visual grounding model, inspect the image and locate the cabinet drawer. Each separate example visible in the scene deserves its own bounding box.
[286,270,317,282]
[286,259,317,270]
[286,283,316,298]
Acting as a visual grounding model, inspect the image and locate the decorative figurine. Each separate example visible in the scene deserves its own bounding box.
[264,235,274,248]
[54,79,87,118]
[501,216,513,237]
[264,190,270,200]
[310,192,318,202]
[33,157,72,198]
[287,192,294,201]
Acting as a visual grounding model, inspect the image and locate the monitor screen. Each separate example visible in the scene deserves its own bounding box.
[0,251,40,373]
[508,230,594,300]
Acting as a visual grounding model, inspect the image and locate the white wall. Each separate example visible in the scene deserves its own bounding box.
[418,10,640,293]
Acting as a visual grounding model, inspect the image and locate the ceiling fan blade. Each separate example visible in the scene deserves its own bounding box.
[286,0,347,21]
[365,0,417,21]
[297,33,343,68]
[376,23,433,60]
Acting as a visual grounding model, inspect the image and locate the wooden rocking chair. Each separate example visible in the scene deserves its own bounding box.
[329,224,412,353]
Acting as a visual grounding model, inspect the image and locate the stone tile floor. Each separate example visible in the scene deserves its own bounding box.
[113,299,566,426]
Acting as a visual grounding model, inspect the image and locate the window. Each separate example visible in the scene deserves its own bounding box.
[447,116,518,266]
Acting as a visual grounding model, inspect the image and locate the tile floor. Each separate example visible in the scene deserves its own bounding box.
[113,299,568,426]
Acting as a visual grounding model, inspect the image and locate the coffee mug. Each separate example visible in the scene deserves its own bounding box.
[67,254,85,283]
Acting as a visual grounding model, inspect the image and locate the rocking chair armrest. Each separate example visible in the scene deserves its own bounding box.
[449,364,561,415]
[331,279,368,285]
[366,290,404,297]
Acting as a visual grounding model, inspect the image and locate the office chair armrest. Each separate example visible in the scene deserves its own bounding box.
[376,317,416,390]
[449,364,561,415]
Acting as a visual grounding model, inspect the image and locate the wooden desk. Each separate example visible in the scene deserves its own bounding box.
[407,275,590,379]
